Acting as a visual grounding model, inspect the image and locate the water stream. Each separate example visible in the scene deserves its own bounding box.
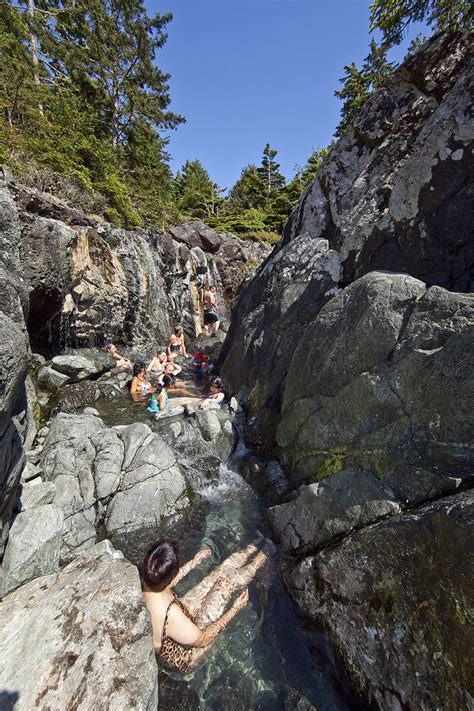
[92,363,351,709]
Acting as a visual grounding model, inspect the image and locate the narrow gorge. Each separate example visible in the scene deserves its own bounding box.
[0,31,473,710]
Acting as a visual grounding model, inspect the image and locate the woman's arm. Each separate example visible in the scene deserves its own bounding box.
[173,549,211,585]
[158,391,167,411]
[130,377,140,395]
[146,358,156,373]
[166,589,249,649]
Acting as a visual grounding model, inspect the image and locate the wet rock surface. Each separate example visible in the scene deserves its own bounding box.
[288,490,474,710]
[0,541,158,710]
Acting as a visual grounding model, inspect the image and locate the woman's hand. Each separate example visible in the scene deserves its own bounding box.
[233,588,249,611]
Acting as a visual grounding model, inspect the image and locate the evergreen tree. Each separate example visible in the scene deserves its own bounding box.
[335,40,395,136]
[174,160,224,220]
[370,0,473,48]
[227,164,266,211]
[257,143,285,199]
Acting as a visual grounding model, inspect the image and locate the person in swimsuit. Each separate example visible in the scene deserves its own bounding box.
[142,539,271,673]
[147,350,167,378]
[130,361,155,402]
[105,343,132,370]
[203,285,220,336]
[147,383,169,415]
[200,377,225,410]
[167,326,189,360]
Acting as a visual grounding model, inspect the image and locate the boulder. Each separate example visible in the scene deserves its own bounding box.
[0,541,158,710]
[196,409,222,441]
[20,480,56,510]
[0,504,63,596]
[287,490,474,710]
[278,273,474,502]
[51,354,102,381]
[37,365,70,391]
[269,469,400,554]
[41,414,189,558]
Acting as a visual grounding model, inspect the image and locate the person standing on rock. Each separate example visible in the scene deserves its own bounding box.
[203,285,220,336]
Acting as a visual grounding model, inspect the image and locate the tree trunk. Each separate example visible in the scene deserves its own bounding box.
[27,0,43,116]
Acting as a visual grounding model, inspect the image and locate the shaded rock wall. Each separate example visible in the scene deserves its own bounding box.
[0,175,29,558]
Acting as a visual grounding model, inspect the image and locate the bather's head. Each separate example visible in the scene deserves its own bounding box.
[105,343,117,355]
[162,374,175,389]
[133,360,147,378]
[174,325,184,336]
[157,350,167,362]
[142,540,179,592]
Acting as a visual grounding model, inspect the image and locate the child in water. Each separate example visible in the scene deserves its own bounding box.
[147,383,168,414]
[200,377,225,409]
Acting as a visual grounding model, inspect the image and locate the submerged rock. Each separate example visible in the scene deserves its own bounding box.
[287,490,474,710]
[0,541,158,710]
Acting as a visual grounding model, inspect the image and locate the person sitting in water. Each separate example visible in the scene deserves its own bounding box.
[167,326,189,360]
[203,285,220,336]
[142,539,271,673]
[200,377,225,409]
[105,343,132,370]
[164,360,182,377]
[130,361,155,401]
[147,383,169,415]
[162,373,195,398]
[147,350,167,378]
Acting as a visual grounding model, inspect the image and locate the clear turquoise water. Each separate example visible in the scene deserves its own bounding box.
[95,367,352,710]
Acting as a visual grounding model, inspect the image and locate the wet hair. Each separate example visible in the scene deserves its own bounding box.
[141,540,179,592]
[209,376,222,390]
[105,343,114,351]
[132,360,147,377]
[174,325,183,334]
[162,374,174,388]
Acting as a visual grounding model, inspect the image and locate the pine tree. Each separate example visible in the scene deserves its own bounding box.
[227,165,266,211]
[370,0,473,48]
[174,160,224,221]
[335,40,394,136]
[257,143,286,199]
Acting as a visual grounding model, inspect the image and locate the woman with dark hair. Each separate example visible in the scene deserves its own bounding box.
[167,326,189,360]
[130,361,155,401]
[199,376,225,409]
[142,539,270,672]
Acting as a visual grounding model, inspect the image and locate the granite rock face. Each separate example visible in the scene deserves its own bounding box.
[221,32,473,446]
[41,413,189,559]
[282,32,473,292]
[278,272,474,499]
[0,541,158,711]
[268,469,400,554]
[288,491,474,710]
[0,504,63,596]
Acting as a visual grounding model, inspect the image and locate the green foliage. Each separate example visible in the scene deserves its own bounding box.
[370,0,473,48]
[174,159,224,221]
[257,143,286,198]
[335,39,395,136]
[0,0,183,228]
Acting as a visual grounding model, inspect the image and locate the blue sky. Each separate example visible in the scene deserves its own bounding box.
[146,0,427,189]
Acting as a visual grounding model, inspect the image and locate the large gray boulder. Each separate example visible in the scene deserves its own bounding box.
[221,237,341,445]
[0,504,63,596]
[0,541,158,710]
[287,490,474,710]
[269,469,400,553]
[51,354,103,381]
[277,272,474,504]
[41,414,189,559]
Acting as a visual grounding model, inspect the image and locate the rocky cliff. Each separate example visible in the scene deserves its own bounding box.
[8,178,268,355]
[221,31,474,708]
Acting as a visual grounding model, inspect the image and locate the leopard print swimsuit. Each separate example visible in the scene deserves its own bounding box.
[158,596,196,673]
